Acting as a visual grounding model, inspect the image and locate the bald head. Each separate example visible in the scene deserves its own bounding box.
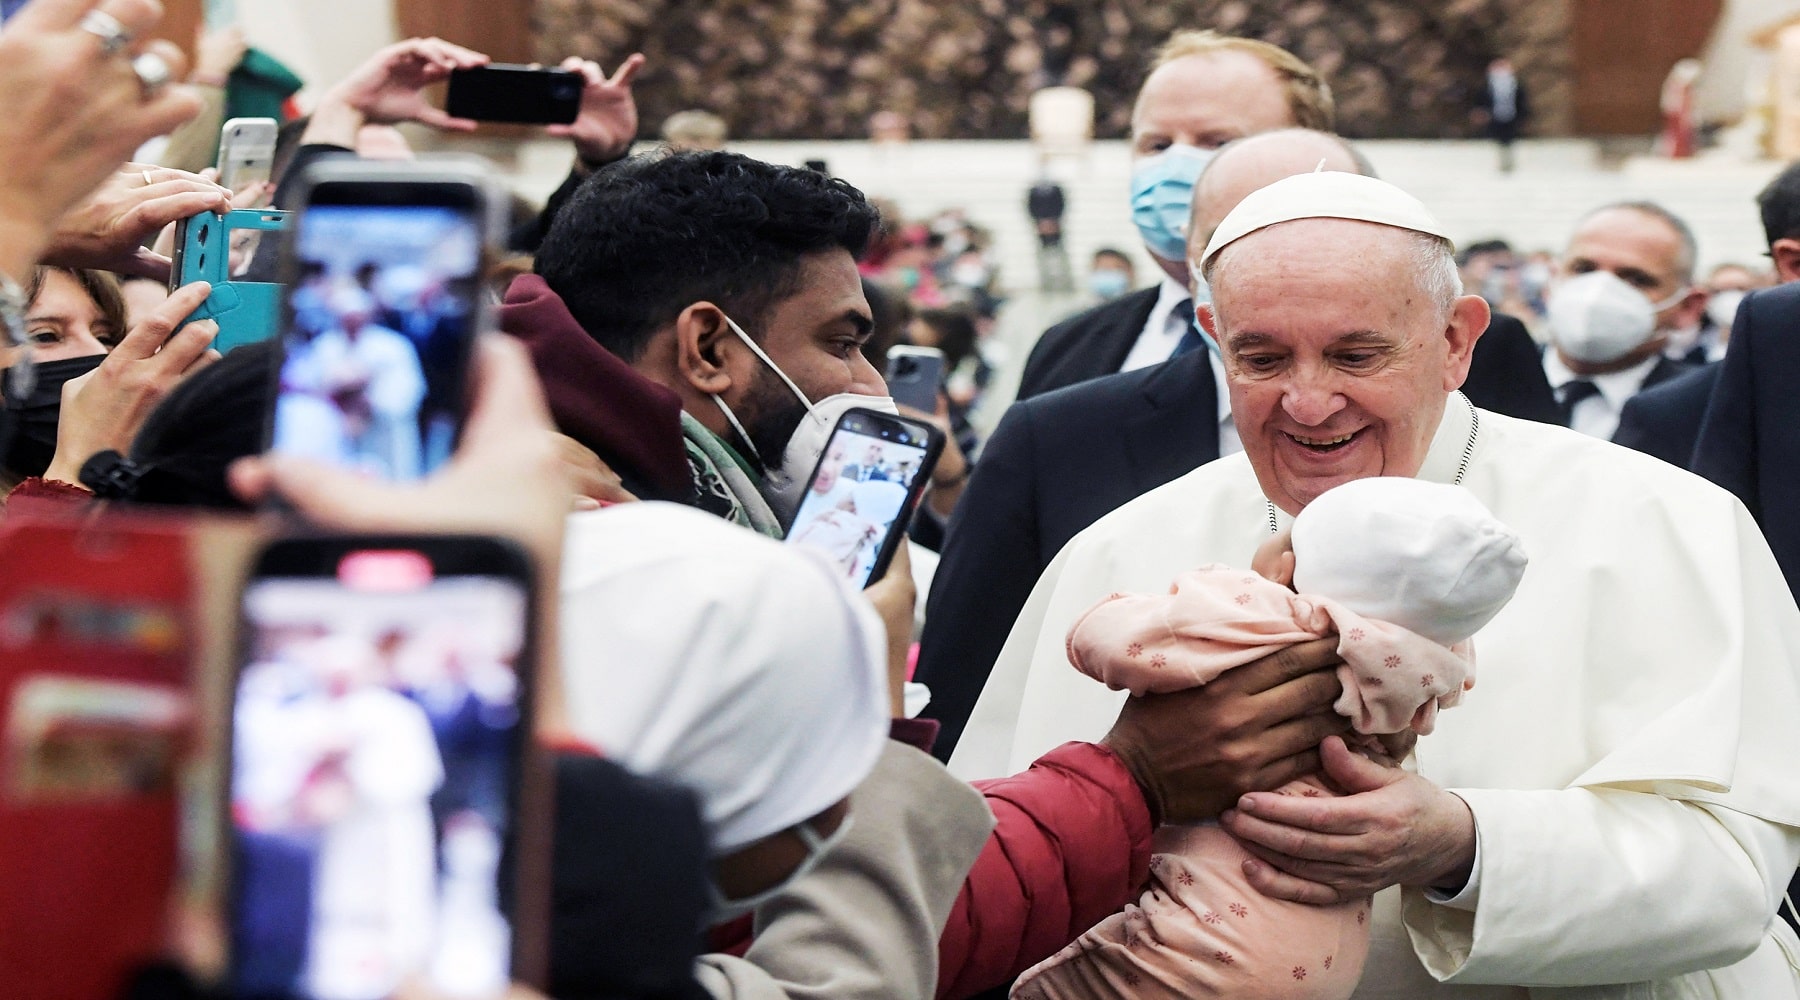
[1185,129,1370,270]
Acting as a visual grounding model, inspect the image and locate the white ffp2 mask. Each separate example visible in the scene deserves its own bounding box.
[708,315,898,524]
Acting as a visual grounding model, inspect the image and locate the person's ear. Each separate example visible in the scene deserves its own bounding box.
[1195,301,1218,339]
[1772,239,1800,285]
[674,302,735,396]
[1441,294,1490,392]
[1669,285,1710,330]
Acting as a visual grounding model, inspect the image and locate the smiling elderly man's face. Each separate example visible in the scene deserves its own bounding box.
[1201,218,1489,514]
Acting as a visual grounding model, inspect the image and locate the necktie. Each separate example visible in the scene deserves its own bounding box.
[1557,379,1600,426]
[1168,298,1204,358]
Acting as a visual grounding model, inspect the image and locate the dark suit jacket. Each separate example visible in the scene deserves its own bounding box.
[1014,288,1160,400]
[1692,282,1800,597]
[1462,312,1561,425]
[1613,362,1720,468]
[1685,284,1800,938]
[1481,75,1530,126]
[916,349,1218,758]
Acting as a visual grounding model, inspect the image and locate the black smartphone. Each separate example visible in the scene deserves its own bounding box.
[446,65,583,125]
[784,407,944,588]
[226,534,545,1000]
[268,159,496,482]
[884,345,945,413]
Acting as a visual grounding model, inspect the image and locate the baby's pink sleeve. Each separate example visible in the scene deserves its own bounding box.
[1065,566,1324,696]
[1317,601,1475,735]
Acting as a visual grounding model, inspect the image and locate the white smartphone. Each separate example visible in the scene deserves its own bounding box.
[218,117,279,192]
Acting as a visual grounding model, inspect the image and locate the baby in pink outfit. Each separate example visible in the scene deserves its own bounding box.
[1011,477,1527,1000]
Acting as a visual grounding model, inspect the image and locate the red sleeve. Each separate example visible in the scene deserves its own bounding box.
[2,478,93,519]
[935,742,1154,1000]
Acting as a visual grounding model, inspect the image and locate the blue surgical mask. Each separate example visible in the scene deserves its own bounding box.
[1088,269,1130,300]
[1130,144,1216,263]
[1184,262,1221,357]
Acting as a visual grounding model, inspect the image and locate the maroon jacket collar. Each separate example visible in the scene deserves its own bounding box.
[501,274,693,500]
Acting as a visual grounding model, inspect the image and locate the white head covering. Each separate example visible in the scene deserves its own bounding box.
[1199,170,1453,271]
[1290,477,1527,646]
[851,479,908,526]
[558,502,889,856]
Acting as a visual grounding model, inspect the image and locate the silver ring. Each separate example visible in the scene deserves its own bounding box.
[142,170,155,186]
[77,10,132,57]
[131,51,173,97]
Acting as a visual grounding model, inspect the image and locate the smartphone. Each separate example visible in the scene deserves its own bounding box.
[784,407,944,588]
[227,535,544,1000]
[218,117,279,192]
[169,208,291,351]
[885,345,945,413]
[0,518,199,1000]
[268,159,497,482]
[446,65,583,125]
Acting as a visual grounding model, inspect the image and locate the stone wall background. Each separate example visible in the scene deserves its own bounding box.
[533,0,1574,140]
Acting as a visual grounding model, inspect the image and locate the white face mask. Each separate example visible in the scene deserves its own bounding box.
[709,315,898,523]
[1705,289,1747,331]
[708,814,854,924]
[1546,270,1685,365]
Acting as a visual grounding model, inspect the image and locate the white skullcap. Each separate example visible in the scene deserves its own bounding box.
[1200,171,1453,270]
[558,502,889,856]
[1291,477,1526,646]
[852,479,909,526]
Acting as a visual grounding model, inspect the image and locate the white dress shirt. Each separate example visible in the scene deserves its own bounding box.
[1541,348,1661,441]
[1119,277,1195,373]
[1119,276,1241,456]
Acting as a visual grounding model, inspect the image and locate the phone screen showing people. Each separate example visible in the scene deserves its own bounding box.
[785,409,939,587]
[229,547,526,1000]
[272,200,482,481]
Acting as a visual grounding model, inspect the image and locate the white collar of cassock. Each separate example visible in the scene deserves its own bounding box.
[1268,391,1476,530]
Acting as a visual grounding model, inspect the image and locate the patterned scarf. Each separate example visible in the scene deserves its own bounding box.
[679,411,784,538]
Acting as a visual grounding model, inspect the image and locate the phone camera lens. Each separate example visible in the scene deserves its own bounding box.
[197,222,210,246]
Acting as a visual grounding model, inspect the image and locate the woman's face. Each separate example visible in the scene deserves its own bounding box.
[23,270,116,362]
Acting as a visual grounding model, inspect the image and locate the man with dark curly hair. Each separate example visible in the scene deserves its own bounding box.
[506,150,887,535]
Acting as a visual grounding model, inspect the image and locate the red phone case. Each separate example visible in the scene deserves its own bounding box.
[0,514,199,1000]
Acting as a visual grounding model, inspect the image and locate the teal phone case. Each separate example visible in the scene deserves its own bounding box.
[173,208,289,353]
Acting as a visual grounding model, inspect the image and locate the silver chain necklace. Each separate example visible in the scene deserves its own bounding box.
[1264,391,1480,534]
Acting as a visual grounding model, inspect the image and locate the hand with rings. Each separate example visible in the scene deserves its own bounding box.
[75,4,174,96]
[0,0,204,278]
[44,164,233,281]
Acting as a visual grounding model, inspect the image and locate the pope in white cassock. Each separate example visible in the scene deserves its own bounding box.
[950,171,1800,998]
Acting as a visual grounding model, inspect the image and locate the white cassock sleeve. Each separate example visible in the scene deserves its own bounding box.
[1407,789,1800,984]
